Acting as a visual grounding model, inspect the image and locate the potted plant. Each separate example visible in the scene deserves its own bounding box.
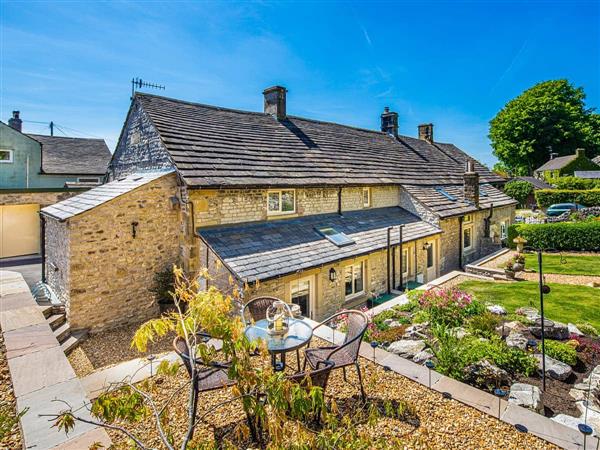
[505,260,515,279]
[512,253,525,272]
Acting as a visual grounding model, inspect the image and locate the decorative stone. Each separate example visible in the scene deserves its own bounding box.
[509,383,543,413]
[383,318,403,328]
[534,354,573,381]
[496,321,527,334]
[487,304,507,315]
[506,332,528,350]
[568,323,583,336]
[529,321,570,340]
[403,323,428,339]
[516,307,540,322]
[576,401,600,434]
[463,360,511,390]
[450,327,469,339]
[552,414,596,436]
[387,340,426,358]
[413,349,434,364]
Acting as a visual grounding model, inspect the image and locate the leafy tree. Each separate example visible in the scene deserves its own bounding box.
[503,180,534,207]
[489,80,600,175]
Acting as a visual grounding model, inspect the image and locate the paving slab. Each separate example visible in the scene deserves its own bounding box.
[9,346,77,397]
[0,304,47,332]
[501,403,597,450]
[431,375,508,417]
[51,427,112,449]
[0,279,30,296]
[17,378,97,450]
[379,352,443,387]
[4,322,59,359]
[0,291,34,312]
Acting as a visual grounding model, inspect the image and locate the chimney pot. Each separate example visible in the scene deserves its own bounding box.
[418,123,434,143]
[380,108,398,137]
[463,160,479,207]
[8,111,22,132]
[263,86,287,120]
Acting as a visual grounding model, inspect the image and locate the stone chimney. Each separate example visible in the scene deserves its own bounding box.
[418,123,434,143]
[8,111,22,132]
[263,86,287,120]
[463,160,479,207]
[380,107,398,137]
[576,148,585,158]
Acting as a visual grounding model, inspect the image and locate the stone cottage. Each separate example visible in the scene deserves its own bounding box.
[534,148,600,182]
[42,87,516,332]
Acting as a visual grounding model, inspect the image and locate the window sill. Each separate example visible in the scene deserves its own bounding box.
[267,212,298,220]
[344,291,366,303]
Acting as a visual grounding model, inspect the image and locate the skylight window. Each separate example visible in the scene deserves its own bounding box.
[435,187,457,201]
[316,226,355,247]
[480,186,489,197]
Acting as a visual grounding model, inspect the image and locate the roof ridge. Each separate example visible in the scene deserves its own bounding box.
[27,133,105,142]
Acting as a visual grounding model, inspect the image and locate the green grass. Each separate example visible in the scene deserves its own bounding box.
[523,253,600,276]
[458,280,600,330]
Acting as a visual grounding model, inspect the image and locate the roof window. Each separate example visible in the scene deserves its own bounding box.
[435,187,457,201]
[316,226,355,247]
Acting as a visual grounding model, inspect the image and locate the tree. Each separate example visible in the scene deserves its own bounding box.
[503,180,534,207]
[489,80,600,175]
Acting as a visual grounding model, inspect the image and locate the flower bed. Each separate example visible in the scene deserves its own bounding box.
[366,286,600,432]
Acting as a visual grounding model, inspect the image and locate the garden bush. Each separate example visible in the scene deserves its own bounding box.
[544,340,578,366]
[576,322,599,337]
[504,180,534,207]
[535,189,600,208]
[414,288,480,327]
[467,312,502,339]
[554,177,600,190]
[508,221,600,251]
[371,326,407,344]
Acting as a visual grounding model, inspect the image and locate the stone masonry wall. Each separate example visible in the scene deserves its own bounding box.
[0,190,82,206]
[399,187,439,226]
[44,218,70,305]
[109,100,174,180]
[62,173,181,332]
[190,186,400,227]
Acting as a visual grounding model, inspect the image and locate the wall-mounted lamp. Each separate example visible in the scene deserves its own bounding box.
[169,196,181,210]
[329,268,337,282]
[131,221,139,239]
[423,242,432,251]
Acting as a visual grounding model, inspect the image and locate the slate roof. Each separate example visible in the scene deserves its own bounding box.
[41,171,173,220]
[135,93,504,188]
[535,155,577,172]
[512,176,553,190]
[574,171,600,179]
[199,207,441,282]
[28,134,111,175]
[402,183,517,218]
[593,156,600,165]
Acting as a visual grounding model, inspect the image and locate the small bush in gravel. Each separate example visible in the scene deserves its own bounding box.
[467,312,502,339]
[544,340,578,366]
[577,322,599,337]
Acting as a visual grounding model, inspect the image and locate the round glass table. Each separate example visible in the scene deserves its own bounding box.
[244,318,313,372]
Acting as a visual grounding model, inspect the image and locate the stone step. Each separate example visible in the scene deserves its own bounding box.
[47,313,66,330]
[53,322,71,343]
[38,305,54,319]
[61,330,88,355]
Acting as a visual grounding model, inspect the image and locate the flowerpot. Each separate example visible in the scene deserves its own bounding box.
[512,263,524,272]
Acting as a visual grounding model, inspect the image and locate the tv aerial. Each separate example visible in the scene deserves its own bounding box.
[131,77,165,99]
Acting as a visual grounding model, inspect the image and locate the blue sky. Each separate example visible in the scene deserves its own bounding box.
[1,1,599,166]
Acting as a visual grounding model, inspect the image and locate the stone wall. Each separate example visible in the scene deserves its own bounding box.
[0,190,82,206]
[190,186,400,227]
[44,218,70,305]
[399,187,439,226]
[45,173,181,332]
[109,101,174,180]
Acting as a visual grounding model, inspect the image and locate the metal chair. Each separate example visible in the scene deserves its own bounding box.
[303,310,369,401]
[286,360,335,424]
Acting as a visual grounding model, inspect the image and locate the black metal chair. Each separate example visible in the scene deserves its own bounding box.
[303,310,369,401]
[286,360,335,424]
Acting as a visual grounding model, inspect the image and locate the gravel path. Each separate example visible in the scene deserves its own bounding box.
[517,271,600,286]
[102,340,557,449]
[0,328,22,449]
[68,321,174,377]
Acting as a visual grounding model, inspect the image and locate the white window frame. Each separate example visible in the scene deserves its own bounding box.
[463,214,473,224]
[344,261,365,300]
[77,177,100,183]
[267,189,296,215]
[362,187,371,207]
[463,225,474,252]
[500,221,508,239]
[289,275,315,319]
[401,248,409,277]
[0,149,14,163]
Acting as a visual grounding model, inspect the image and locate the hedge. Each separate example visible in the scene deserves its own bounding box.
[554,177,600,190]
[508,221,600,251]
[535,189,600,208]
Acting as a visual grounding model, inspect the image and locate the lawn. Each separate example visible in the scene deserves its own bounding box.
[458,280,600,330]
[523,253,600,276]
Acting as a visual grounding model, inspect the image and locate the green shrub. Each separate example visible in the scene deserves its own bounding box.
[429,324,469,380]
[371,326,407,344]
[576,322,599,337]
[535,189,600,208]
[412,310,430,324]
[467,312,502,339]
[396,297,419,313]
[373,310,399,331]
[544,340,578,365]
[508,221,600,251]
[464,336,538,376]
[504,180,534,207]
[554,177,600,190]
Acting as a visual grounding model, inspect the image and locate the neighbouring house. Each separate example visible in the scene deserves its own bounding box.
[41,87,516,332]
[509,176,553,208]
[534,148,600,182]
[0,112,111,258]
[574,170,600,179]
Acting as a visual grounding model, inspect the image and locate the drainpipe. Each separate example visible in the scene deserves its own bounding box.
[41,215,46,283]
[485,203,494,237]
[337,187,342,215]
[386,227,392,294]
[398,225,404,291]
[458,216,464,270]
[414,241,418,283]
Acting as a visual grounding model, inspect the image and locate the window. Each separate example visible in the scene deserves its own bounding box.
[463,226,473,251]
[401,248,409,275]
[291,278,312,318]
[0,149,13,163]
[362,187,371,207]
[77,177,100,183]
[463,214,473,223]
[344,262,364,298]
[316,226,355,247]
[500,221,508,239]
[435,186,457,201]
[426,245,434,268]
[267,189,295,215]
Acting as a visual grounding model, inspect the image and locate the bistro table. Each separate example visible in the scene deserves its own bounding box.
[244,318,313,372]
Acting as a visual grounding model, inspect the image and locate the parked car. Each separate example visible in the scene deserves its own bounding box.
[546,203,586,217]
